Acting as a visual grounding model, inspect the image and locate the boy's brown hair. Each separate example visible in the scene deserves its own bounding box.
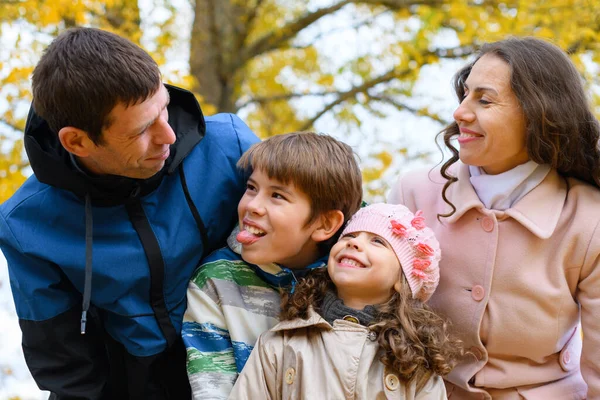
[237,131,362,247]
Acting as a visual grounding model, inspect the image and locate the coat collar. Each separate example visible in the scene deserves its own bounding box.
[271,308,332,332]
[445,162,567,239]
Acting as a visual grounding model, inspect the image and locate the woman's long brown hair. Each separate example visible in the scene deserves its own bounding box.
[438,37,600,217]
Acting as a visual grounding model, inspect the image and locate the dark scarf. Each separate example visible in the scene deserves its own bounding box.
[319,290,378,327]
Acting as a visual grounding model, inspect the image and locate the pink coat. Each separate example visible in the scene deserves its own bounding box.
[389,163,600,400]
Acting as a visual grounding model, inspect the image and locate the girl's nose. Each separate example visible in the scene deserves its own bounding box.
[346,236,363,250]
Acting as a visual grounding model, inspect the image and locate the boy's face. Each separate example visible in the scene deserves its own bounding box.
[327,231,401,309]
[237,169,322,269]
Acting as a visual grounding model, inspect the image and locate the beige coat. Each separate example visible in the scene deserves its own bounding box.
[229,309,446,400]
[389,163,600,400]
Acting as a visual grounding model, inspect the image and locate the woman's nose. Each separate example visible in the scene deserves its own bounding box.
[453,98,475,123]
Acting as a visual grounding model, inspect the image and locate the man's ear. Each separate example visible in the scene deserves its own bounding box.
[311,210,345,242]
[58,126,95,157]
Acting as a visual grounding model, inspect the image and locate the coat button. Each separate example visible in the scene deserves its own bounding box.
[385,373,400,391]
[367,331,377,341]
[343,315,360,324]
[285,367,295,384]
[481,217,494,232]
[471,285,485,301]
[470,346,484,360]
[563,350,571,365]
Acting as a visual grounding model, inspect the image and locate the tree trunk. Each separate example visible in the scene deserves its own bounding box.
[190,0,248,113]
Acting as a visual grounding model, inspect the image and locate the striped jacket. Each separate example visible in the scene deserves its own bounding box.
[182,233,327,400]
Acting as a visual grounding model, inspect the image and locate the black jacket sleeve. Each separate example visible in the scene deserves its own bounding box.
[21,305,112,400]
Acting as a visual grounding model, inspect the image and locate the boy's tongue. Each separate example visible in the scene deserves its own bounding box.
[236,229,261,245]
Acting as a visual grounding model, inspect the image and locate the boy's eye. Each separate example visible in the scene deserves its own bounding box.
[246,183,257,192]
[272,192,287,200]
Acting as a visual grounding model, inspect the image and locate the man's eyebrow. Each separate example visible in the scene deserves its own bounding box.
[133,89,170,134]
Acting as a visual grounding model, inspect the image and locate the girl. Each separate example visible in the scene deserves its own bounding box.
[229,203,462,399]
[389,37,600,399]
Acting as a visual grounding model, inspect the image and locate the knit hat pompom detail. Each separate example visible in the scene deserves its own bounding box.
[340,203,441,302]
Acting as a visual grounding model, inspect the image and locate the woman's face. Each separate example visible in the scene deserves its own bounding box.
[453,54,529,174]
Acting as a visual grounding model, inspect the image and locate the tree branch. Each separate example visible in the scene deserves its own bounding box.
[238,90,338,109]
[239,0,456,68]
[298,8,391,46]
[368,95,448,124]
[299,67,412,131]
[240,0,266,46]
[239,1,354,66]
[0,118,24,133]
[428,45,478,58]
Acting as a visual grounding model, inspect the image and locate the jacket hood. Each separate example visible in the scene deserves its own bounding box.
[24,84,206,207]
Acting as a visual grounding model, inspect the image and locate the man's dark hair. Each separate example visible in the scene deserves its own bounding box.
[32,27,162,144]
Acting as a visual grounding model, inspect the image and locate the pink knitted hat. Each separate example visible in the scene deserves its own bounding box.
[340,203,441,302]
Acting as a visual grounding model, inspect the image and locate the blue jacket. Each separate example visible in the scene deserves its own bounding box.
[0,85,259,399]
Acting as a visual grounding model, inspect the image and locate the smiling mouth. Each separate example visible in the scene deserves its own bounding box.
[339,257,366,268]
[236,224,266,245]
[148,149,170,161]
[244,224,265,236]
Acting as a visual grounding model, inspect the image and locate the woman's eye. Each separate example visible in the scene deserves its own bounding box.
[479,99,491,105]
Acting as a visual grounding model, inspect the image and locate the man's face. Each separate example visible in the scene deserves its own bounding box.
[81,85,175,179]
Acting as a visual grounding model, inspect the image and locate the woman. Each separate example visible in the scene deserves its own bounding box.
[388,37,600,399]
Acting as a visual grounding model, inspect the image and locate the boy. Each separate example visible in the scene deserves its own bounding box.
[182,132,363,399]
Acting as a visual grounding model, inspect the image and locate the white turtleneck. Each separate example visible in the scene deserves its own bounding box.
[468,160,551,210]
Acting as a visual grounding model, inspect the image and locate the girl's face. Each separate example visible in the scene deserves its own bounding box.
[453,54,529,174]
[327,231,401,310]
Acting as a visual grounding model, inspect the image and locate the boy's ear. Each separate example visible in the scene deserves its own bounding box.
[311,210,345,242]
[58,126,95,157]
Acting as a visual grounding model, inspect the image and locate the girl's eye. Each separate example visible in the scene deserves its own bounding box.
[342,232,356,239]
[372,237,386,246]
[246,183,257,192]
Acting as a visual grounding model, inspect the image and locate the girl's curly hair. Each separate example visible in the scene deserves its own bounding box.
[280,268,463,383]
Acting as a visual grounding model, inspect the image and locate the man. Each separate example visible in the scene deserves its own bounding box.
[0,27,258,399]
